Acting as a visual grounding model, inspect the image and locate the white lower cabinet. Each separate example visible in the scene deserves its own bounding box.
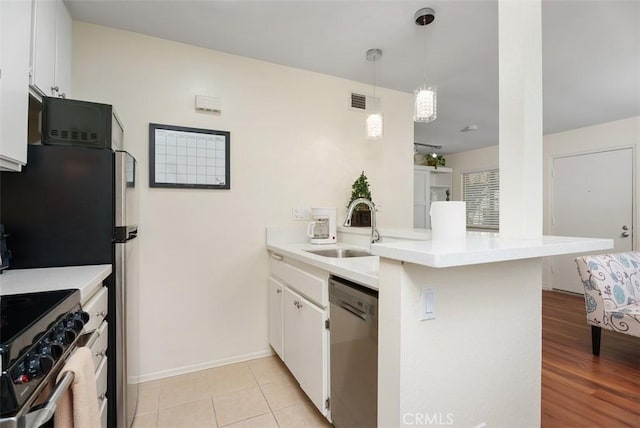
[268,253,329,417]
[268,277,284,359]
[82,284,109,428]
[283,287,328,414]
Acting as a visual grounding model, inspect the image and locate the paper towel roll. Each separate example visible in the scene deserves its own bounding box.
[430,201,466,241]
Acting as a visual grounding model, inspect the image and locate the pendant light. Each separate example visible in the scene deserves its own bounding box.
[414,7,437,123]
[366,48,383,139]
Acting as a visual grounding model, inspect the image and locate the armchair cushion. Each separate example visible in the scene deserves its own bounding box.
[575,251,640,338]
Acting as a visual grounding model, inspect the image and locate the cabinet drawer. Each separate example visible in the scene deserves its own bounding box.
[88,321,108,368]
[270,254,328,307]
[96,356,108,400]
[83,287,108,333]
[99,397,108,428]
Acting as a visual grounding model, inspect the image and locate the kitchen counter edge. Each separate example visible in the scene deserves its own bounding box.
[266,243,378,290]
[370,234,614,268]
[0,265,112,302]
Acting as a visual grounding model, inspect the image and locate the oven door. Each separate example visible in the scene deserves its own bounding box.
[0,329,102,428]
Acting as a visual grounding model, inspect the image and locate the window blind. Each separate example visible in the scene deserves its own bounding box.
[462,169,499,229]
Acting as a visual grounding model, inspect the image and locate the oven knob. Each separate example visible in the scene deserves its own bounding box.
[26,355,54,378]
[54,328,76,346]
[77,311,90,324]
[67,311,90,332]
[65,317,83,332]
[62,328,76,345]
[39,339,64,360]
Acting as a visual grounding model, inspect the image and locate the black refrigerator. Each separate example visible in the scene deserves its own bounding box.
[0,143,139,428]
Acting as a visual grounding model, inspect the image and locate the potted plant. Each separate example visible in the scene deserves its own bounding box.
[347,171,374,227]
[424,154,446,169]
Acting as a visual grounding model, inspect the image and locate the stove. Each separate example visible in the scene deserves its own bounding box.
[0,289,88,419]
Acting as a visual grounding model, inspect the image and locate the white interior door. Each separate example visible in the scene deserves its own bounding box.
[551,148,634,293]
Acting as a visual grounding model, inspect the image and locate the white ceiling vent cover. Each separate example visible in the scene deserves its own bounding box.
[195,95,222,114]
[349,92,380,113]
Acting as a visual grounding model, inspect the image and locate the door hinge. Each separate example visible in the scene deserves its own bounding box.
[325,397,330,409]
[325,319,330,330]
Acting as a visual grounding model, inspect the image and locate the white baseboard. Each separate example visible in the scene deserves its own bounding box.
[136,348,274,384]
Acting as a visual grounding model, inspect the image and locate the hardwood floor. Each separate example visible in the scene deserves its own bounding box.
[542,290,640,427]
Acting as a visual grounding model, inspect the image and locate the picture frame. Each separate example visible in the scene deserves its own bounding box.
[149,123,230,189]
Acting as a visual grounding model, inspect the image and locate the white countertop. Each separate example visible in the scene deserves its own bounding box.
[266,242,378,289]
[0,265,112,302]
[370,233,614,268]
[268,225,613,282]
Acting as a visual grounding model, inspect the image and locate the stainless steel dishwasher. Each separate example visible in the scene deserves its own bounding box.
[329,276,378,428]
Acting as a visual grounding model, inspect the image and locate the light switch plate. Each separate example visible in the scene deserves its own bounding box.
[292,207,311,221]
[420,286,436,321]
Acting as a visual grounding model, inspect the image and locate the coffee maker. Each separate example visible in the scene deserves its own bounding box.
[307,207,337,244]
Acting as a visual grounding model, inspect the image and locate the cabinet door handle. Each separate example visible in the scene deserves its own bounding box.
[58,92,66,99]
[51,85,59,95]
[271,254,284,261]
[276,289,282,294]
[622,231,630,237]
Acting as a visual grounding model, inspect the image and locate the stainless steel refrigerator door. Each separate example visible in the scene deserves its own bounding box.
[115,151,139,428]
[116,236,139,428]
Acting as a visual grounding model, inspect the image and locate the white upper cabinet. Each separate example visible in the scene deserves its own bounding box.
[30,0,72,98]
[54,0,71,97]
[0,0,31,171]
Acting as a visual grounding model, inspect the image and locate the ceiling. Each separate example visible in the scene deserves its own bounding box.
[66,0,640,155]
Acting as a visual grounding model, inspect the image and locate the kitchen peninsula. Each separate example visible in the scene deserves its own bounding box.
[371,233,612,427]
[267,227,612,427]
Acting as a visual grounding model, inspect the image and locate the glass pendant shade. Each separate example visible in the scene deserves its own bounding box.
[414,85,437,122]
[366,112,383,139]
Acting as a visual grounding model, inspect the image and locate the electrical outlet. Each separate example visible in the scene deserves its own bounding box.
[292,207,311,221]
[420,286,435,321]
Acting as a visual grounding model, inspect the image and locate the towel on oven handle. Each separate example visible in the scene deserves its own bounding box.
[54,347,100,428]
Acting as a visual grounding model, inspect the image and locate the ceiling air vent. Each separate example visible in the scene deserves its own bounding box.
[349,92,380,113]
[351,92,367,110]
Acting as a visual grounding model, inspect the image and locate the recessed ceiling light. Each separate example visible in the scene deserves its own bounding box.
[460,124,479,132]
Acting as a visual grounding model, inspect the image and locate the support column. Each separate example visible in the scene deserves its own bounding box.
[498,0,543,238]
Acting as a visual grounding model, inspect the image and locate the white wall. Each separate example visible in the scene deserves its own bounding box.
[72,22,413,380]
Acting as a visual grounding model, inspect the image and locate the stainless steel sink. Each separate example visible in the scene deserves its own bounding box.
[305,248,372,258]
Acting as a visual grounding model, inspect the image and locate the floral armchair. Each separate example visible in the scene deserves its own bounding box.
[575,251,640,356]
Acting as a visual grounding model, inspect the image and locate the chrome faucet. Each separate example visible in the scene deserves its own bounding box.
[343,198,380,243]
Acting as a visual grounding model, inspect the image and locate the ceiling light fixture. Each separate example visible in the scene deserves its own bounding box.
[414,7,437,123]
[366,48,383,139]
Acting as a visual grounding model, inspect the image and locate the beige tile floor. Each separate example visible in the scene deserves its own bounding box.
[132,356,332,428]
